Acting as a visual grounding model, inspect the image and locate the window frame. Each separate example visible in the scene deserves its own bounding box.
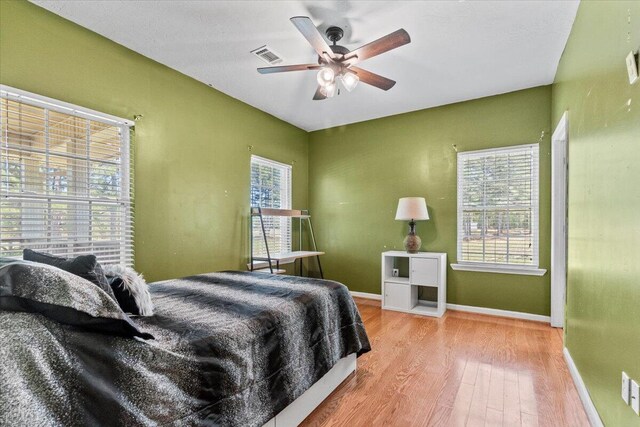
[451,143,546,276]
[0,85,134,266]
[250,155,292,257]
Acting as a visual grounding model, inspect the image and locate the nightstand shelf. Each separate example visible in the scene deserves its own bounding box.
[381,251,447,317]
[383,277,410,285]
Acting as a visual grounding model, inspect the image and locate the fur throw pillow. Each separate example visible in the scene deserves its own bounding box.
[103,265,154,316]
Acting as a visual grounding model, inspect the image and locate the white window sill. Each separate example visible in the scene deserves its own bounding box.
[450,263,547,276]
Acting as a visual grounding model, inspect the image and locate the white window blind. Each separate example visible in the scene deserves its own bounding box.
[457,144,540,267]
[0,86,134,266]
[250,155,292,256]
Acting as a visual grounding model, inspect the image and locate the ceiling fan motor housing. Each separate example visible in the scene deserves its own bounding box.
[317,45,350,64]
[317,26,350,64]
[326,26,344,43]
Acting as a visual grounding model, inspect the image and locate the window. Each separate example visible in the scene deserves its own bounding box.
[453,144,545,275]
[250,155,291,256]
[0,86,134,265]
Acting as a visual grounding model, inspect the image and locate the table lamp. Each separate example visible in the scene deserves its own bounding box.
[395,197,429,253]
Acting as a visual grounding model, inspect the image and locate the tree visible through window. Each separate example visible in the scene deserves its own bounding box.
[457,144,540,267]
[250,155,291,256]
[0,88,133,265]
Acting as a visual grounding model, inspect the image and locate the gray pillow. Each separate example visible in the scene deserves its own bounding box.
[23,249,117,303]
[0,261,153,340]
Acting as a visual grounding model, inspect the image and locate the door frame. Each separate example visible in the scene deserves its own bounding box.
[551,112,569,328]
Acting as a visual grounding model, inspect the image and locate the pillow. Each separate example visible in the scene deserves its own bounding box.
[23,249,117,302]
[103,265,154,316]
[0,261,153,340]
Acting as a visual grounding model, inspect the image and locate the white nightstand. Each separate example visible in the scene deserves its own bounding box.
[381,251,447,317]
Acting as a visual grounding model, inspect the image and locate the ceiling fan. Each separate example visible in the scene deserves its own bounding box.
[257,16,411,100]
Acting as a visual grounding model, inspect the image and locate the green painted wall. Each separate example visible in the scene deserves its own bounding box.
[552,1,640,425]
[4,1,639,423]
[309,86,552,315]
[0,0,308,282]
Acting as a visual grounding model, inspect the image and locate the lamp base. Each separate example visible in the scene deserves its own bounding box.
[403,220,422,253]
[403,234,422,253]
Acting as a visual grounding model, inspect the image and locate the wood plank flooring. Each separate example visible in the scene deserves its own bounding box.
[301,298,589,427]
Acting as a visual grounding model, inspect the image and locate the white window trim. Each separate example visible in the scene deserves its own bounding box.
[0,85,134,127]
[250,155,293,259]
[454,143,546,276]
[450,262,546,276]
[0,85,134,266]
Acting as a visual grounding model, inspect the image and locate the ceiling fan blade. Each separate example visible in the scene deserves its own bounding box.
[290,16,335,59]
[350,66,396,91]
[258,64,322,74]
[313,86,327,100]
[345,29,410,65]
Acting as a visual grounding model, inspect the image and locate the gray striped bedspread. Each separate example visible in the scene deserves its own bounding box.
[0,271,370,426]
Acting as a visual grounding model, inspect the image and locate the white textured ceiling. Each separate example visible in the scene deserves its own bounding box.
[31,0,579,132]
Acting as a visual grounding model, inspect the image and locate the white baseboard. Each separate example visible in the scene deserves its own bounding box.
[446,303,551,323]
[351,293,549,323]
[349,291,382,301]
[563,347,604,427]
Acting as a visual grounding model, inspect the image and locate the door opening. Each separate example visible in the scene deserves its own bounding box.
[551,112,569,328]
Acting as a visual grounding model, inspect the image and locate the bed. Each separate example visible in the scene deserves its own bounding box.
[0,266,370,427]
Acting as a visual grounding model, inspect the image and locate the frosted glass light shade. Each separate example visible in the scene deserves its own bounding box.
[320,82,336,98]
[395,197,429,221]
[341,71,359,92]
[317,68,335,87]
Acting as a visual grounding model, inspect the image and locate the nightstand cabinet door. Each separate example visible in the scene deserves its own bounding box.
[384,282,415,310]
[410,257,439,286]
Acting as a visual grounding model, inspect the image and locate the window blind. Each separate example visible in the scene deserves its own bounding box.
[250,155,292,256]
[0,86,134,266]
[457,144,540,267]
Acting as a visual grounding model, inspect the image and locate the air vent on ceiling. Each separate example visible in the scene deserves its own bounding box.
[251,45,283,65]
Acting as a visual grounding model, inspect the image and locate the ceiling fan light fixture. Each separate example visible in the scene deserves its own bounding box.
[320,82,337,98]
[341,71,359,92]
[316,67,335,87]
[257,17,410,100]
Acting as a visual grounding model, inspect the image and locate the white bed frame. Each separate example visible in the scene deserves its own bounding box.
[262,354,356,427]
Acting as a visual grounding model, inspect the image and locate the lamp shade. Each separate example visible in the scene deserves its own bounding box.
[395,197,429,221]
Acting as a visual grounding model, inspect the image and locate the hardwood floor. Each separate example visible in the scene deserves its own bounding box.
[302,298,589,427]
